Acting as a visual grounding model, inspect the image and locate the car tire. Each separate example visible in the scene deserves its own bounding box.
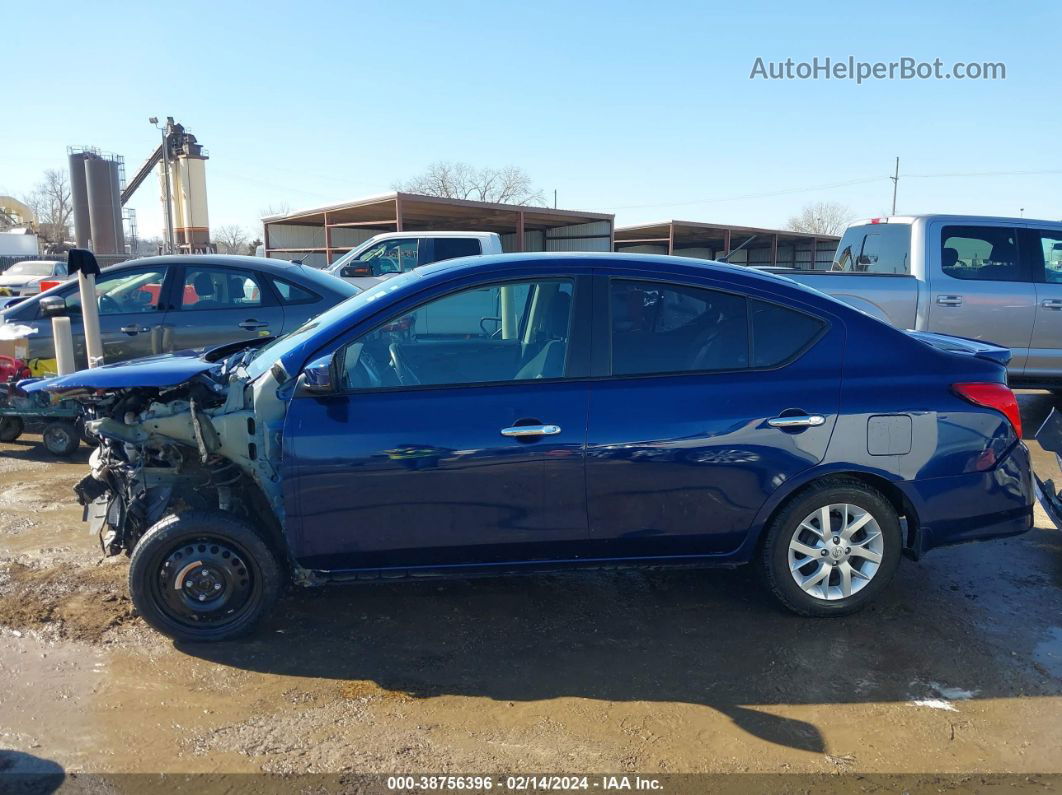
[760,478,902,617]
[42,421,79,457]
[128,511,282,643]
[0,416,24,442]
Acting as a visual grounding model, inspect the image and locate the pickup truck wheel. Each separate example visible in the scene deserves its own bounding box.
[760,480,902,616]
[0,416,24,442]
[129,511,281,642]
[42,421,79,457]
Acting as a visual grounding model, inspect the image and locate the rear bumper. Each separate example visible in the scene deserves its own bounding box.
[905,441,1033,555]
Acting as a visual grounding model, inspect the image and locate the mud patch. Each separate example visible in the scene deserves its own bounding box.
[0,559,133,642]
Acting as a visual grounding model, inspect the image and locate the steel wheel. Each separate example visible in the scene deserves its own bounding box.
[788,503,884,601]
[148,536,260,631]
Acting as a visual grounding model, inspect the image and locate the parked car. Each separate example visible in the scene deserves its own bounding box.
[325,231,502,290]
[25,253,1032,641]
[772,214,1062,391]
[0,255,357,369]
[0,259,67,296]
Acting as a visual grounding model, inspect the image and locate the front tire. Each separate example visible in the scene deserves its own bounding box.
[760,479,902,616]
[128,511,282,642]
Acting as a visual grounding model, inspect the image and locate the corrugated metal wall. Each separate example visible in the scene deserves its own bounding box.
[267,223,325,249]
[545,220,612,252]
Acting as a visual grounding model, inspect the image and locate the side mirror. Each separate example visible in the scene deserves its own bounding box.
[341,264,373,278]
[39,295,67,318]
[299,353,335,394]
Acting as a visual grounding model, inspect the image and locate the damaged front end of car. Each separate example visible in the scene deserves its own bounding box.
[26,346,299,569]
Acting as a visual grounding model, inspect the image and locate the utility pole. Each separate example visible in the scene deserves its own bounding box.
[150,116,175,254]
[890,156,900,216]
[554,189,557,209]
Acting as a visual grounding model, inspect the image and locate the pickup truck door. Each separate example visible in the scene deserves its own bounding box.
[926,221,1034,377]
[1023,227,1062,381]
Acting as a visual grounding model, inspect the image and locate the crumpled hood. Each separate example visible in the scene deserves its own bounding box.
[20,350,219,394]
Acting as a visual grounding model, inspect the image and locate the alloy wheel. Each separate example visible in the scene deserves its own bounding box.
[787,503,884,601]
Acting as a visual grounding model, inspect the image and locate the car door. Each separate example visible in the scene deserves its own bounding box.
[281,275,592,570]
[168,264,285,350]
[61,265,175,366]
[926,221,1035,376]
[584,273,843,557]
[1022,227,1062,380]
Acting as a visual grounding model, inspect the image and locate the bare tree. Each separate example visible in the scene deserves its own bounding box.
[786,201,855,236]
[23,169,73,251]
[395,161,546,206]
[214,224,250,255]
[260,202,291,219]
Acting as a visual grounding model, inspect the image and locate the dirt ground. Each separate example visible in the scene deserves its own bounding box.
[0,394,1060,787]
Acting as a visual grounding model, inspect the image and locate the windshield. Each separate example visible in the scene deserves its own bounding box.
[244,270,422,381]
[6,261,56,277]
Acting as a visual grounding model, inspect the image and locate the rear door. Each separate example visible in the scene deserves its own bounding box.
[584,272,843,557]
[168,264,285,350]
[926,221,1035,376]
[1022,226,1062,380]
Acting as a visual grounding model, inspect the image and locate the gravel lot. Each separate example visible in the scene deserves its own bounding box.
[0,393,1059,785]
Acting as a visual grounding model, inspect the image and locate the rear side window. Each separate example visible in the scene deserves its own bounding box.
[750,300,825,367]
[610,280,749,375]
[832,224,910,274]
[271,278,318,305]
[432,238,481,262]
[941,226,1023,282]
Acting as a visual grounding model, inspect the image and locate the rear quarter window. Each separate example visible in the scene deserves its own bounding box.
[750,299,826,367]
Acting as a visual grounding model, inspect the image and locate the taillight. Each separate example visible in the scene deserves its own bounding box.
[953,382,1022,438]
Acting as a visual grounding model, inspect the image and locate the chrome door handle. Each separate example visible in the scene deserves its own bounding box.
[500,424,561,437]
[119,324,145,335]
[239,319,268,330]
[768,415,825,429]
[936,295,963,306]
[1042,299,1062,310]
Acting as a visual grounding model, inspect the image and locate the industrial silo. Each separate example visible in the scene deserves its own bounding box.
[68,151,91,248]
[84,155,124,255]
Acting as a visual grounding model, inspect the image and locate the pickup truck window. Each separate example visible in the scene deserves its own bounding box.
[355,239,420,275]
[832,225,910,274]
[941,226,1022,282]
[1038,232,1062,284]
[433,238,481,261]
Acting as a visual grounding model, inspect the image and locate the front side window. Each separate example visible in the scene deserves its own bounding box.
[338,279,574,389]
[63,269,166,316]
[355,239,420,275]
[941,226,1023,282]
[610,280,749,375]
[181,268,263,309]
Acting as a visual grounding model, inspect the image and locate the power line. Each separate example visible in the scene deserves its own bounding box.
[601,176,888,211]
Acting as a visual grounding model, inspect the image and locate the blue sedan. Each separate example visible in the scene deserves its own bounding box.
[26,253,1033,641]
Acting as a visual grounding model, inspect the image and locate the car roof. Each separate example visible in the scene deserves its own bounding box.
[112,254,312,275]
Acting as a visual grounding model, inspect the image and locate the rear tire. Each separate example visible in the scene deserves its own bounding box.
[0,416,24,442]
[128,511,281,642]
[760,479,902,616]
[42,421,79,457]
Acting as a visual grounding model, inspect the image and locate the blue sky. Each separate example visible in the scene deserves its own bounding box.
[3,0,1059,239]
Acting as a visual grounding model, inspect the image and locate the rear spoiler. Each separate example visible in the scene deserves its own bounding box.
[904,330,1011,369]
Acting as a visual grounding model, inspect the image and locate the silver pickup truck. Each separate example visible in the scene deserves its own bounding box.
[771,214,1062,390]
